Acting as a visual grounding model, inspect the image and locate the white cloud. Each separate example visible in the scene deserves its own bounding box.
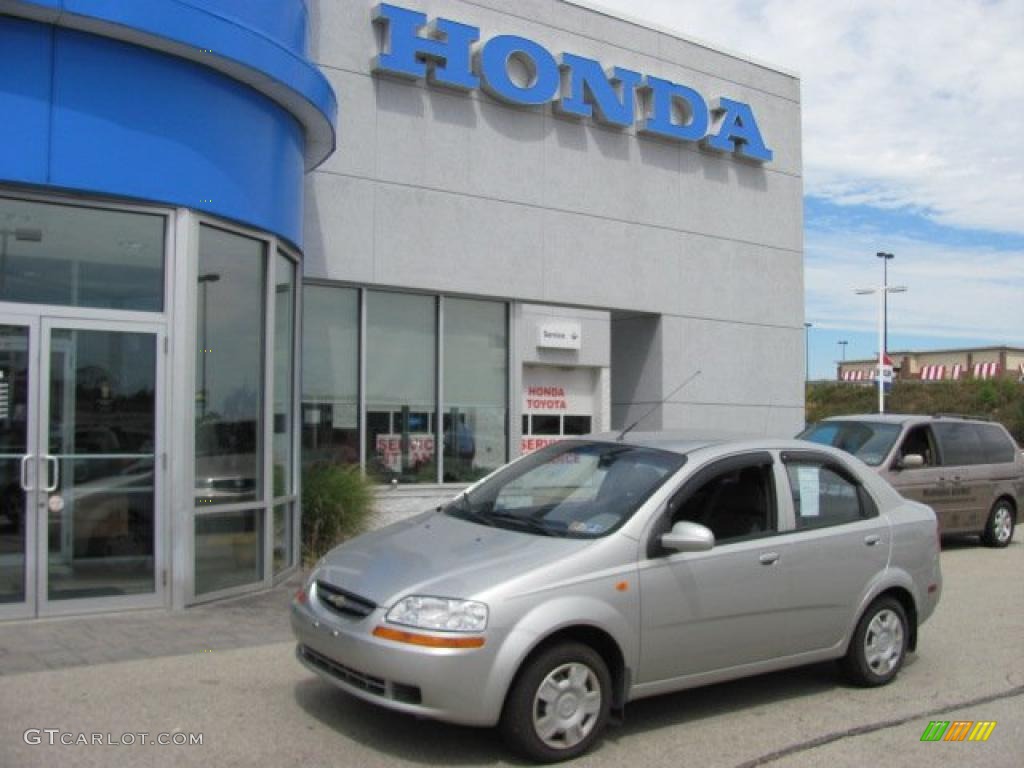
[804,226,1024,343]
[592,0,1024,234]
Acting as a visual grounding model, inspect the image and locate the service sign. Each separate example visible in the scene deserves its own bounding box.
[537,322,582,350]
[372,4,774,163]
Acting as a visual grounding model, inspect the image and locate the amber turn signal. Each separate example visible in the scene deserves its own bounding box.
[372,626,486,649]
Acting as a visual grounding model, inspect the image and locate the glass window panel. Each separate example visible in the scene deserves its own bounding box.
[273,503,293,575]
[194,509,264,594]
[0,325,28,604]
[563,415,592,435]
[442,298,507,482]
[531,415,560,435]
[0,197,164,311]
[366,291,436,483]
[301,285,359,468]
[273,253,295,497]
[47,329,157,600]
[195,226,265,506]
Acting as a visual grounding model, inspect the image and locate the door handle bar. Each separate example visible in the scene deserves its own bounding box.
[759,552,780,565]
[20,454,34,491]
[44,455,59,493]
[864,534,882,546]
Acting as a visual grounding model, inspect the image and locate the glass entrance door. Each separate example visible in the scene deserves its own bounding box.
[0,314,163,618]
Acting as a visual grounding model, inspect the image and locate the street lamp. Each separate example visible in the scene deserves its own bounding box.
[197,272,221,420]
[876,252,894,354]
[804,322,813,383]
[838,340,848,361]
[855,284,907,414]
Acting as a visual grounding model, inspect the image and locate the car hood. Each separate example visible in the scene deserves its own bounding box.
[314,511,593,606]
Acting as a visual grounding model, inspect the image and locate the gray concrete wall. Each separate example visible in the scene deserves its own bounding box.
[305,0,806,444]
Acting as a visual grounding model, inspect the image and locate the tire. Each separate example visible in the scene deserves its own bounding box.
[981,500,1015,548]
[841,597,909,687]
[500,642,612,763]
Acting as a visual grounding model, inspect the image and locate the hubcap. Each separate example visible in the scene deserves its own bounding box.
[993,507,1013,543]
[532,662,602,749]
[864,608,904,676]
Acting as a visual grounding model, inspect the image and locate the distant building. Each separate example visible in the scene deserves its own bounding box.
[838,346,1024,383]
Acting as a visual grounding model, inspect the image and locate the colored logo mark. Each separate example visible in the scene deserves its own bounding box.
[920,720,997,742]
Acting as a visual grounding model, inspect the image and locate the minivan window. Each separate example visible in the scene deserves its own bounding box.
[798,421,902,466]
[975,424,1017,464]
[932,422,985,466]
[444,441,685,538]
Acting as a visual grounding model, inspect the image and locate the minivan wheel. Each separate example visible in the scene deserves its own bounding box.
[500,642,611,763]
[841,597,908,687]
[982,500,1015,548]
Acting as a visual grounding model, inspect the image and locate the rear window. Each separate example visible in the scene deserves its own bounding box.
[797,421,902,466]
[975,424,1017,464]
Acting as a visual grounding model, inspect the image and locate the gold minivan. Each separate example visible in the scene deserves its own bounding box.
[799,415,1023,547]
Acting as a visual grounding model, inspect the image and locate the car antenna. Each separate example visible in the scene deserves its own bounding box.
[616,369,702,441]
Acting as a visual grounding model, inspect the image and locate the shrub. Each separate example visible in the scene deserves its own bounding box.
[301,463,375,564]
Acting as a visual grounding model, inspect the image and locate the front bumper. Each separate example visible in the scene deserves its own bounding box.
[290,589,507,726]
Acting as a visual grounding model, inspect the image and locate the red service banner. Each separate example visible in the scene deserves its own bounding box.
[521,437,560,454]
[376,434,435,473]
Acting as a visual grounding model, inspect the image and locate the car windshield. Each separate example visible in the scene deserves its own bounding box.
[443,440,686,538]
[798,421,903,466]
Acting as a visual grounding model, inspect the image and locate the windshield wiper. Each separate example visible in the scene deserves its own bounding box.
[485,511,556,537]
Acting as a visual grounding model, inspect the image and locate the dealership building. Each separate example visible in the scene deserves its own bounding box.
[0,0,803,619]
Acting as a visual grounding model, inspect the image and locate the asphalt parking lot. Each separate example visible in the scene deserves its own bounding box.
[1,537,1021,768]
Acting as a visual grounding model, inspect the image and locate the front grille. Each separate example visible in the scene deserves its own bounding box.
[299,645,387,697]
[315,581,377,619]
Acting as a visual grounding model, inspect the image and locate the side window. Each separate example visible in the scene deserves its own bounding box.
[786,463,869,530]
[976,424,1016,464]
[671,464,775,544]
[933,422,984,466]
[898,425,938,467]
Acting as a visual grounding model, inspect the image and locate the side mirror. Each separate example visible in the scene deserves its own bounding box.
[661,521,715,553]
[897,453,925,470]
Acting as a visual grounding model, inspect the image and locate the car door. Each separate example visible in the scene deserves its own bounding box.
[774,451,890,655]
[931,422,987,532]
[636,452,789,684]
[885,424,960,531]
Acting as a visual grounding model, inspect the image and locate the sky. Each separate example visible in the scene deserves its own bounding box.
[590,0,1024,379]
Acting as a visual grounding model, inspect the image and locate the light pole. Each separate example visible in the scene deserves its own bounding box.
[197,272,220,420]
[877,252,894,355]
[838,340,848,361]
[804,322,813,383]
[855,284,906,414]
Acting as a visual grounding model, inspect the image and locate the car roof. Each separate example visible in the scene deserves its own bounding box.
[817,413,992,426]
[587,431,830,457]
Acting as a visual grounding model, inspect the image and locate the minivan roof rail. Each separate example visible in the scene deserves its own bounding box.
[932,412,993,422]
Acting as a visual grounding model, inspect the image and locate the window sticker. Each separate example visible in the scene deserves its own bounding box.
[797,466,820,517]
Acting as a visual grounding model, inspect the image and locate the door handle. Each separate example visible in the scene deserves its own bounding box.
[864,534,882,546]
[20,454,34,491]
[44,455,59,493]
[759,552,780,565]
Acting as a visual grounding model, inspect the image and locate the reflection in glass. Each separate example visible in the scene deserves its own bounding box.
[0,197,164,311]
[273,254,295,497]
[0,325,28,604]
[273,503,292,575]
[301,285,360,468]
[195,509,264,594]
[442,299,507,482]
[47,329,156,600]
[195,226,265,505]
[366,292,436,483]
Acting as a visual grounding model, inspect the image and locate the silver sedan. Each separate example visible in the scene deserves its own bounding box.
[292,434,942,762]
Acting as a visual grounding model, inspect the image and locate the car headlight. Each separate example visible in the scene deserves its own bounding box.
[386,596,489,632]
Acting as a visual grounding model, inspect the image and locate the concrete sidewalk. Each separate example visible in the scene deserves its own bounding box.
[0,574,303,676]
